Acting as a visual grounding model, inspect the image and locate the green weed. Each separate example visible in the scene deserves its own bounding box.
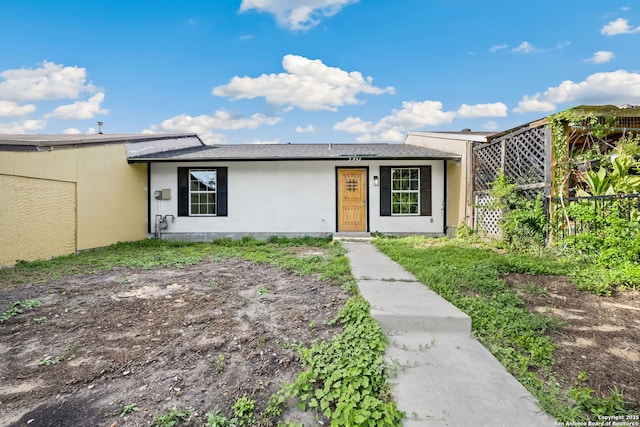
[205,409,237,427]
[214,354,225,375]
[231,396,255,427]
[570,373,635,418]
[291,296,404,426]
[1,299,42,324]
[38,346,75,366]
[120,403,140,417]
[154,407,192,426]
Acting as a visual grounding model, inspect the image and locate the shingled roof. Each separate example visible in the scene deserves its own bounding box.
[127,143,461,162]
[0,133,203,152]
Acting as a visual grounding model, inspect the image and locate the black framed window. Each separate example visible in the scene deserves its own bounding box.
[178,167,227,216]
[380,166,431,216]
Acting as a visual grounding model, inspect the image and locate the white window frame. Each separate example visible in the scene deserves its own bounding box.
[189,169,217,216]
[391,167,420,216]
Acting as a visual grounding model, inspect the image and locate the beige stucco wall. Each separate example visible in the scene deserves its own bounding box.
[76,145,148,250]
[0,175,76,265]
[0,144,148,266]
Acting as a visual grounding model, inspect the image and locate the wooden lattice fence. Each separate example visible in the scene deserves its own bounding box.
[472,122,551,236]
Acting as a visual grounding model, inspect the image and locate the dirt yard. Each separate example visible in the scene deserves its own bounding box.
[0,256,349,426]
[503,273,640,412]
[2,251,639,426]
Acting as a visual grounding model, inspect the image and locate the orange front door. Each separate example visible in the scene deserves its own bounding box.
[337,168,367,232]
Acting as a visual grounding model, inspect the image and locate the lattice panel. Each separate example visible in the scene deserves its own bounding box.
[517,188,545,201]
[473,142,502,191]
[503,126,546,186]
[474,194,502,238]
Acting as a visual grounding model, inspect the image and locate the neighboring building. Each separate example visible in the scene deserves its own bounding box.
[0,133,204,266]
[404,130,492,235]
[128,143,460,240]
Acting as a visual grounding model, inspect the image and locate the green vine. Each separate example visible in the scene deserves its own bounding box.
[547,108,617,197]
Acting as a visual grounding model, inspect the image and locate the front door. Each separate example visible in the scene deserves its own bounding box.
[337,168,367,232]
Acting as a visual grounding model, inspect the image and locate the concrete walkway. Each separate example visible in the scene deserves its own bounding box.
[341,240,556,427]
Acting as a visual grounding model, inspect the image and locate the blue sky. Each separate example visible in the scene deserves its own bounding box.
[1,1,639,144]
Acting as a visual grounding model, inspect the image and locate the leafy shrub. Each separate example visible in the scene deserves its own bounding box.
[489,171,547,252]
[291,296,404,426]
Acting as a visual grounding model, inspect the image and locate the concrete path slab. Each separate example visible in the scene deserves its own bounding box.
[342,241,556,427]
[358,280,471,333]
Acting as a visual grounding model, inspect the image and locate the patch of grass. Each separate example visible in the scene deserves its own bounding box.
[372,236,614,422]
[0,237,350,288]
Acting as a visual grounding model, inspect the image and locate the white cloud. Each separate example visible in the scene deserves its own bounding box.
[45,93,108,120]
[456,103,507,118]
[489,44,508,52]
[514,70,640,113]
[145,110,282,137]
[63,128,82,134]
[513,94,557,113]
[0,119,46,133]
[295,124,316,133]
[0,61,96,102]
[556,41,571,49]
[483,121,500,131]
[334,116,375,134]
[587,51,614,64]
[512,41,537,54]
[250,138,281,144]
[213,54,394,112]
[0,100,36,117]
[544,70,640,104]
[601,18,640,35]
[239,0,358,31]
[334,100,510,142]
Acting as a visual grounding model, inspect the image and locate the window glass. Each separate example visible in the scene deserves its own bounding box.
[189,169,217,215]
[391,168,420,215]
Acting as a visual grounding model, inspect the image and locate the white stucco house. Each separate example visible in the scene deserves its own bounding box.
[128,143,461,239]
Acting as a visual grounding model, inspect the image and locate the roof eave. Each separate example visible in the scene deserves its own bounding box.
[128,154,461,164]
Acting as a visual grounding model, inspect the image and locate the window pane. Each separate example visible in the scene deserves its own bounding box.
[188,169,217,216]
[191,170,216,191]
[390,168,420,215]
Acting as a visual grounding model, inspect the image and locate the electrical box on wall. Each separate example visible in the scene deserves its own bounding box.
[154,189,171,200]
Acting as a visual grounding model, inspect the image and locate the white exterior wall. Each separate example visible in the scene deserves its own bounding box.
[149,159,446,237]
